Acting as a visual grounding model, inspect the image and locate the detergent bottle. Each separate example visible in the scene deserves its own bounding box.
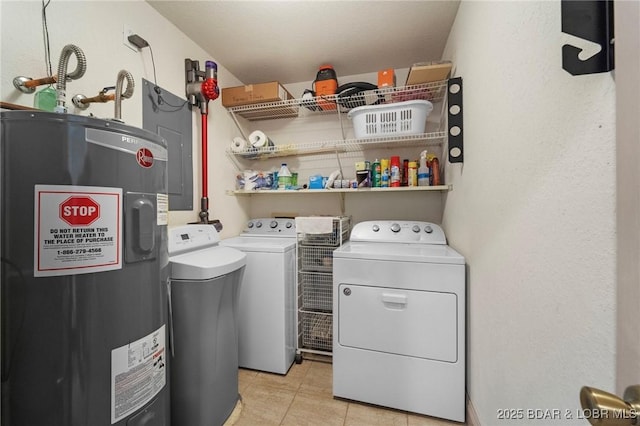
[278,163,292,190]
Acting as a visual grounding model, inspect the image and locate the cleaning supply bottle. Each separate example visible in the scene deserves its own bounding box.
[408,161,418,187]
[418,150,430,186]
[430,156,441,186]
[380,158,390,188]
[390,156,400,187]
[371,159,381,188]
[278,163,292,190]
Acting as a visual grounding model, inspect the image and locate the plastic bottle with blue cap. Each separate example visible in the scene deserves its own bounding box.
[278,163,292,190]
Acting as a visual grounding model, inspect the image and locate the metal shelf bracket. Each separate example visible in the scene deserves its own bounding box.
[447,77,463,164]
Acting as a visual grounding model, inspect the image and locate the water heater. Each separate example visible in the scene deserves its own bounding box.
[1,111,170,426]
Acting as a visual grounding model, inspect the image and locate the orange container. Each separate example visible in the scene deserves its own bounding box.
[314,65,338,110]
[377,68,396,88]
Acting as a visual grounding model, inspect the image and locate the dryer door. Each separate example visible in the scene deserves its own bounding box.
[337,283,458,362]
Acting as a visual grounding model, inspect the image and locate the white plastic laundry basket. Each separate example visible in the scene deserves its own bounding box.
[348,99,433,139]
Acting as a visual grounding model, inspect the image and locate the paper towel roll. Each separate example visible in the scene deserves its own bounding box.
[231,137,247,153]
[248,130,274,148]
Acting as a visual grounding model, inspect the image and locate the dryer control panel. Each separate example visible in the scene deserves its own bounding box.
[349,221,446,245]
[242,218,296,237]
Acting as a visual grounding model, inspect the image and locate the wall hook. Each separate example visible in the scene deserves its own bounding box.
[561,0,614,75]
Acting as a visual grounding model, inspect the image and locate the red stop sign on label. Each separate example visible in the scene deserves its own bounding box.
[59,196,100,226]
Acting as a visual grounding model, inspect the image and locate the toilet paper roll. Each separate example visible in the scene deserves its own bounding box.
[230,137,247,153]
[248,130,274,148]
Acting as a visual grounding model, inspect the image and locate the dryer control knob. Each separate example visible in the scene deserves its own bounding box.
[255,221,262,228]
[412,225,420,233]
[424,225,433,233]
[247,222,254,228]
[372,224,380,232]
[270,220,278,229]
[391,223,401,233]
[286,222,293,228]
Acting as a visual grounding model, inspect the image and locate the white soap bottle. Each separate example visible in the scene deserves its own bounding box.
[418,150,430,186]
[278,163,292,190]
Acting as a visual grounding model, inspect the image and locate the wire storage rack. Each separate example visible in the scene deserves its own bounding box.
[295,216,350,361]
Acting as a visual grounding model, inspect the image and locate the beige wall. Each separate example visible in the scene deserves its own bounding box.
[1,1,448,233]
[442,2,616,424]
[0,0,248,237]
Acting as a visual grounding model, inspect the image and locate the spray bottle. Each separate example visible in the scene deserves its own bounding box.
[418,150,430,186]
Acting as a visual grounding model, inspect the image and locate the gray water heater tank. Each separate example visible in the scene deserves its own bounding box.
[1,111,170,426]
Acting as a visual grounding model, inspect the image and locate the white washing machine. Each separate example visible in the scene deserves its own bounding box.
[332,220,466,423]
[168,225,247,426]
[220,218,297,374]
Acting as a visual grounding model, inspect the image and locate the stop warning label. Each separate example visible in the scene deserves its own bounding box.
[34,185,122,277]
[59,196,100,226]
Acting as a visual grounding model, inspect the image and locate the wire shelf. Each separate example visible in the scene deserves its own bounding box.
[299,272,333,312]
[226,132,447,160]
[227,185,452,196]
[299,310,333,352]
[226,80,448,121]
[298,245,335,273]
[297,216,350,247]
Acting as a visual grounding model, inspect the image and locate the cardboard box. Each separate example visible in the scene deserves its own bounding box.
[222,81,294,107]
[222,81,299,120]
[405,61,453,85]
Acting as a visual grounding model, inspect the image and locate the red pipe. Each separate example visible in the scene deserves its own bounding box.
[201,112,208,203]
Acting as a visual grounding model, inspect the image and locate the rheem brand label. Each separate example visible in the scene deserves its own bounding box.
[34,185,122,277]
[136,148,154,168]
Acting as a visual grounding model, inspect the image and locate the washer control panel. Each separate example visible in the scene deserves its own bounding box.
[350,221,446,244]
[169,225,220,255]
[242,218,296,236]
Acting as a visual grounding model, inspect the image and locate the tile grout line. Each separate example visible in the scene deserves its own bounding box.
[279,360,313,425]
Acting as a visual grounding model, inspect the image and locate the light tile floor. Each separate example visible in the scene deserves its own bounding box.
[228,357,465,426]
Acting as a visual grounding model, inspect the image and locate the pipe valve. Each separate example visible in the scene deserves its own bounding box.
[13,75,57,94]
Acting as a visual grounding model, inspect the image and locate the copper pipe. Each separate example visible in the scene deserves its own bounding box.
[81,92,115,104]
[72,90,115,110]
[23,76,57,89]
[13,75,57,93]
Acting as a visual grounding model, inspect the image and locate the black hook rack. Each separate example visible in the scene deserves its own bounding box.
[561,0,614,76]
[447,77,463,164]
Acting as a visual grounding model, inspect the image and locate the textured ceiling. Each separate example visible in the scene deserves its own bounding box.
[147,0,460,84]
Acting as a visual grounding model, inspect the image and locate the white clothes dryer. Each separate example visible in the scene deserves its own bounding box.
[220,218,297,374]
[332,221,466,423]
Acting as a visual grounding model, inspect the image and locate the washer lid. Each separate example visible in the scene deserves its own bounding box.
[333,242,465,264]
[169,246,246,280]
[220,236,296,252]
